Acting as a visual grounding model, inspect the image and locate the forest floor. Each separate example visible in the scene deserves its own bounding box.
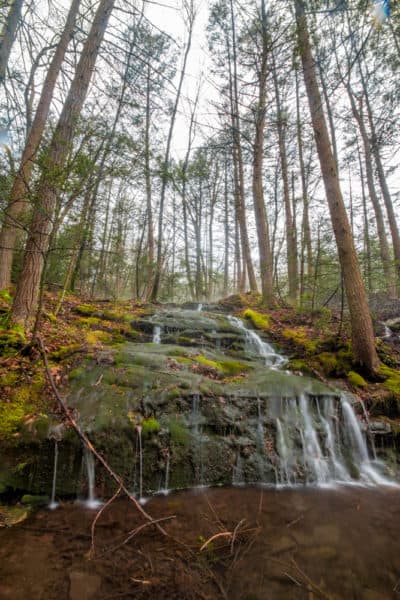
[0,289,400,447]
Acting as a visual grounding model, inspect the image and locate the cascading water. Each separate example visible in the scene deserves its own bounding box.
[197,303,203,312]
[153,326,162,344]
[228,315,286,367]
[269,395,394,487]
[49,439,59,510]
[83,447,102,509]
[135,425,146,503]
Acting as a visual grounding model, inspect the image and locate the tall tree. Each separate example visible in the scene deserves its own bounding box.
[294,0,379,373]
[251,0,274,305]
[0,0,23,83]
[0,0,81,290]
[10,0,116,329]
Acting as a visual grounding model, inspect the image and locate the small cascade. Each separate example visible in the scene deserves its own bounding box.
[49,440,59,510]
[232,453,244,485]
[135,425,145,503]
[197,303,203,312]
[84,447,101,509]
[273,395,394,487]
[160,451,170,495]
[379,321,393,339]
[228,315,286,367]
[189,395,205,485]
[152,325,162,344]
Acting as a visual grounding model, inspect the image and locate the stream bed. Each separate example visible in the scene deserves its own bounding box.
[1,485,400,599]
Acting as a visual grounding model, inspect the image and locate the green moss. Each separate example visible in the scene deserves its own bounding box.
[0,394,27,436]
[318,352,338,376]
[78,316,101,326]
[287,359,313,376]
[75,304,97,316]
[21,494,49,506]
[168,418,189,446]
[166,387,182,400]
[379,365,400,396]
[242,309,270,331]
[195,355,250,376]
[141,417,160,438]
[0,372,19,387]
[68,367,85,380]
[347,370,367,388]
[282,327,318,353]
[85,329,113,345]
[0,290,12,303]
[50,343,83,360]
[0,328,26,355]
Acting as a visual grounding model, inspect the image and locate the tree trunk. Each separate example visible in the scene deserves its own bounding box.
[150,4,194,301]
[360,67,400,288]
[295,0,379,373]
[11,0,116,330]
[347,88,396,297]
[0,0,23,83]
[0,0,81,290]
[252,0,274,306]
[271,49,298,303]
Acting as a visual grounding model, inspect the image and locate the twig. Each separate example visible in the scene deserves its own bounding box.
[200,531,233,552]
[38,335,168,536]
[107,516,176,554]
[290,558,334,600]
[286,514,304,528]
[89,484,122,558]
[230,518,246,554]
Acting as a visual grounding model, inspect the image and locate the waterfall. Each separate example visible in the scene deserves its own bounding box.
[49,440,59,510]
[160,451,170,495]
[84,447,101,509]
[228,315,286,367]
[135,425,146,503]
[272,395,394,487]
[197,303,203,312]
[153,326,162,344]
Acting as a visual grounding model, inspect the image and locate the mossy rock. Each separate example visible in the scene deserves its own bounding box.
[287,359,313,376]
[167,418,190,447]
[0,328,26,355]
[379,365,400,397]
[50,343,84,360]
[318,352,338,376]
[75,304,97,316]
[85,329,113,345]
[347,370,367,388]
[282,327,318,353]
[242,309,270,331]
[141,417,160,438]
[194,355,251,376]
[21,494,49,506]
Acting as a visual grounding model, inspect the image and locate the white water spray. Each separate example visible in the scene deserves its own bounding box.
[152,326,162,344]
[228,315,286,367]
[84,447,102,509]
[49,440,59,510]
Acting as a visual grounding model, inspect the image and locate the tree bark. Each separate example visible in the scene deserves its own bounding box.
[347,88,396,297]
[252,0,274,306]
[0,0,81,290]
[295,0,379,373]
[0,0,23,83]
[271,49,298,303]
[11,0,116,329]
[150,4,194,301]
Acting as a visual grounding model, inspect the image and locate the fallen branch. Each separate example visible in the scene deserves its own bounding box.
[89,484,122,558]
[38,335,168,536]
